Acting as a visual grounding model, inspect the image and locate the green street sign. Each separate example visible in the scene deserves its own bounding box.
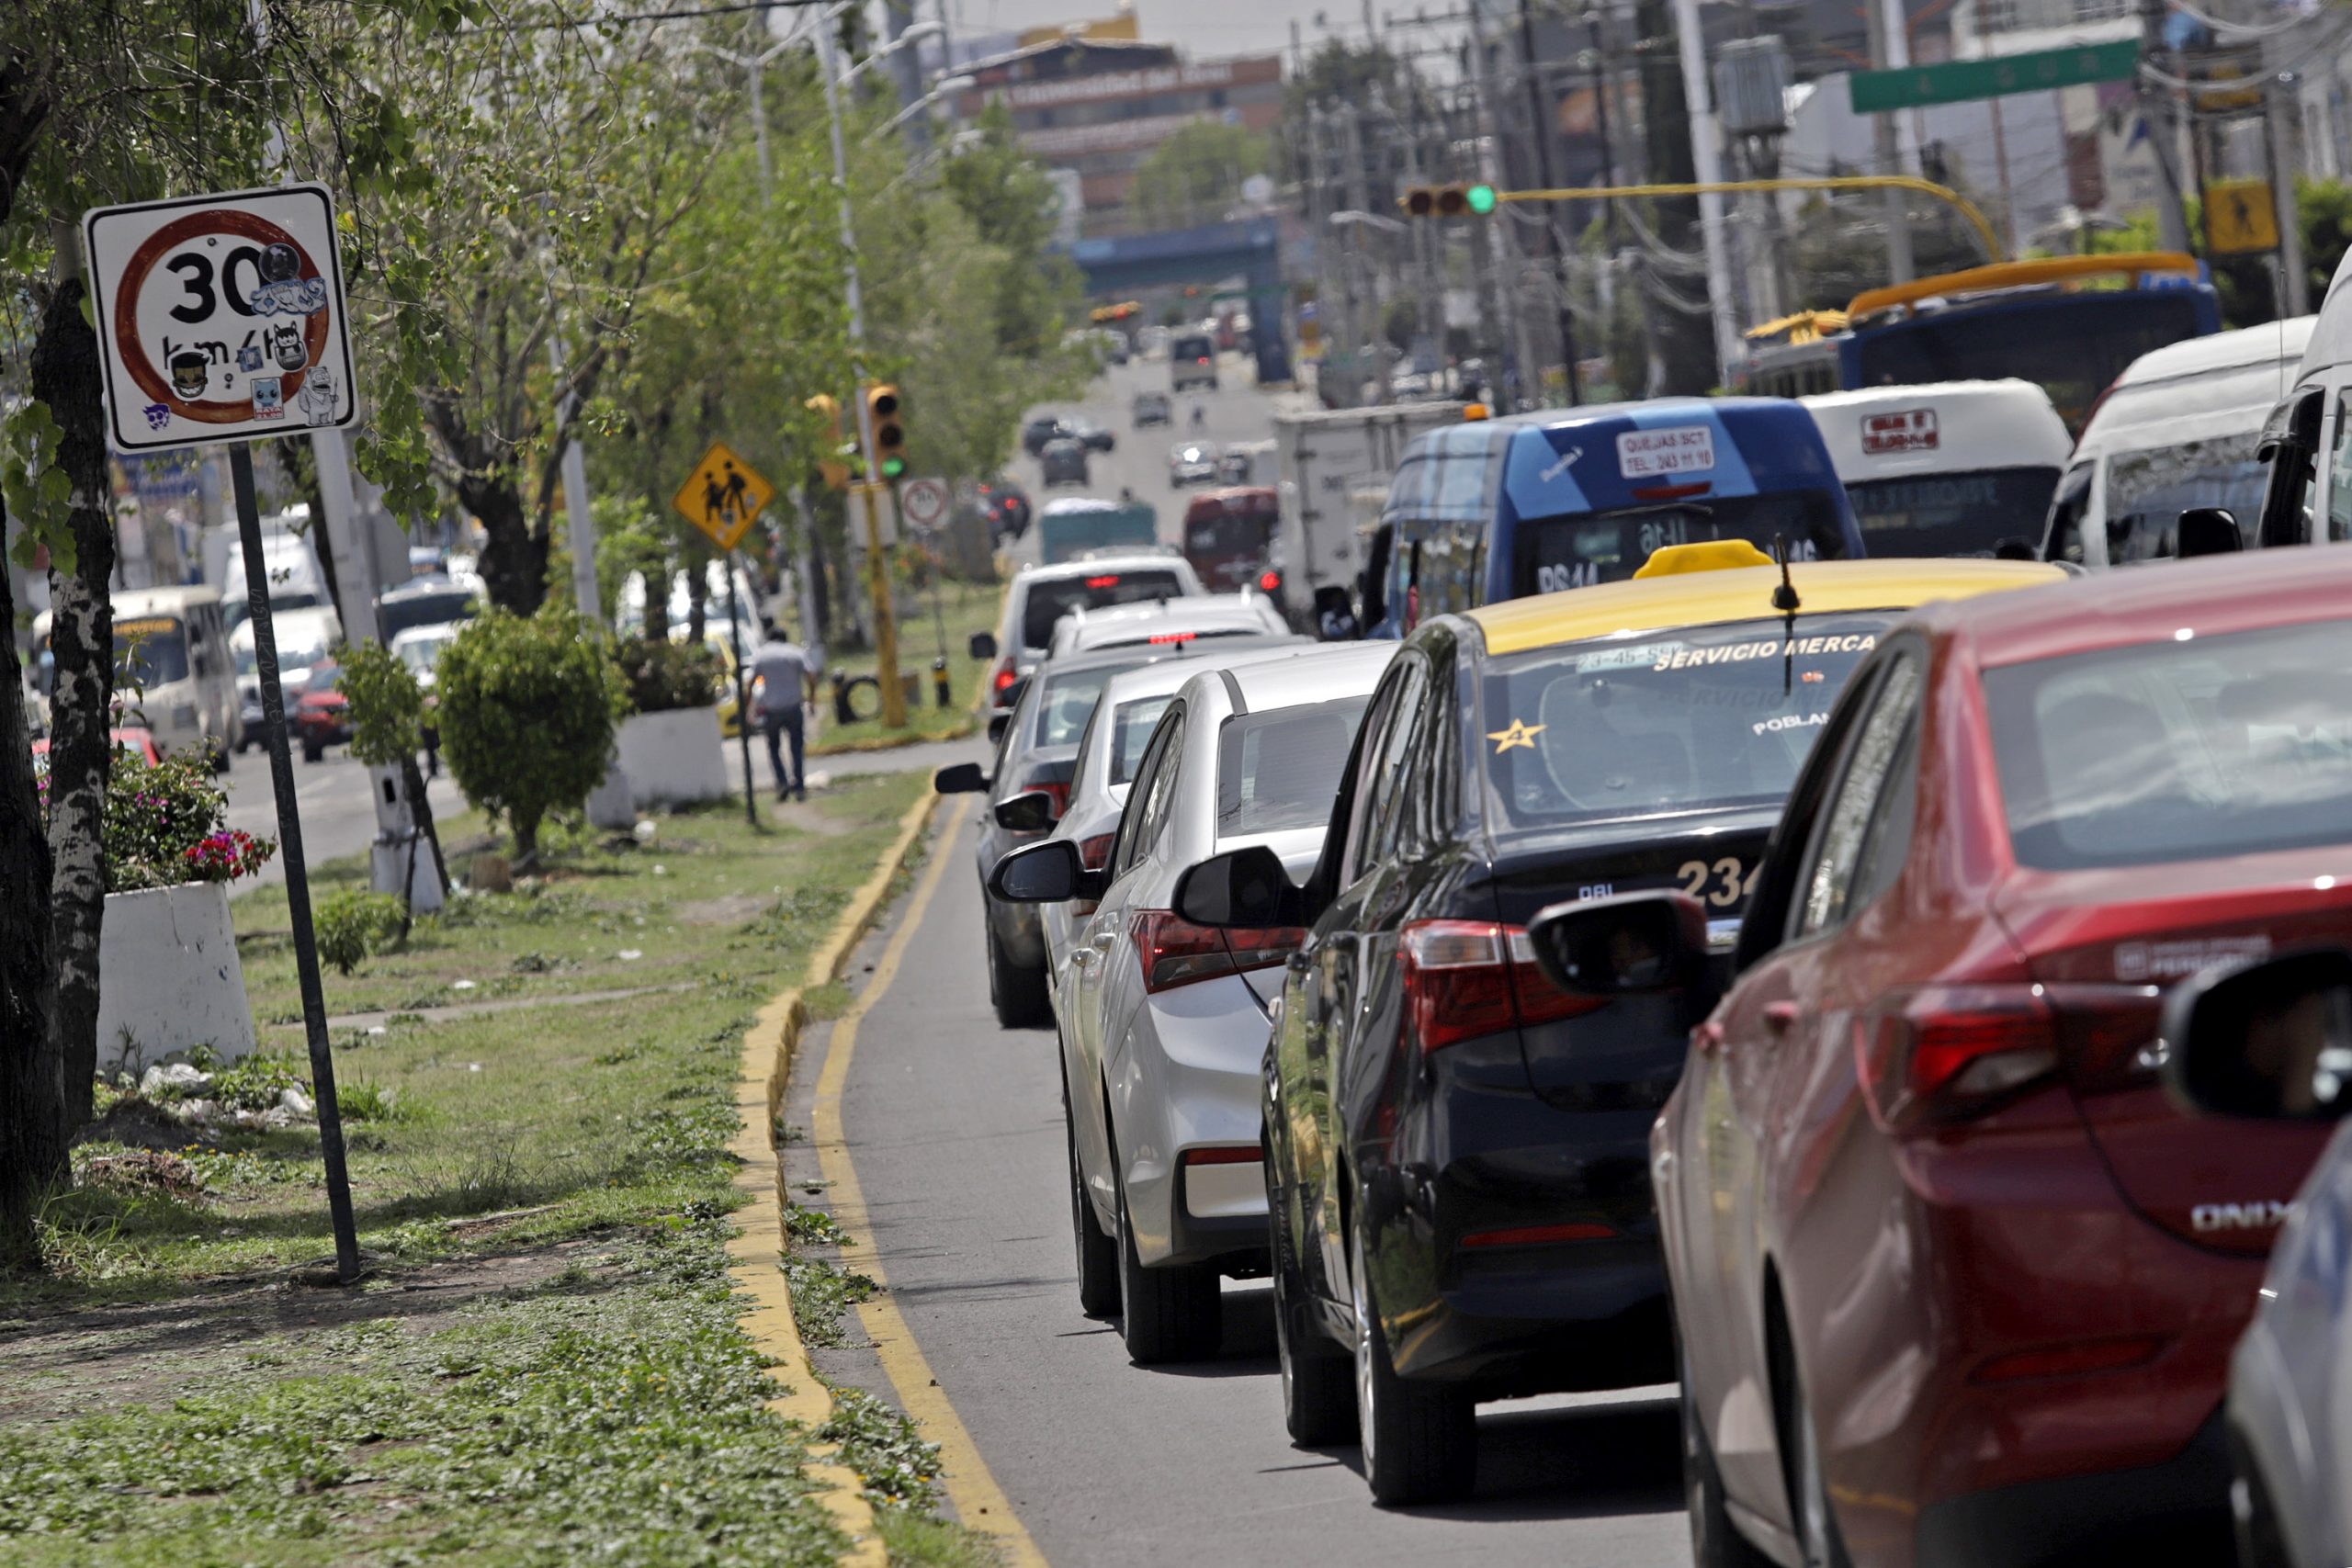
[1849,39,2138,114]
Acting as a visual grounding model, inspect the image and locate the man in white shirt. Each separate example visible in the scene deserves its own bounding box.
[748,623,821,801]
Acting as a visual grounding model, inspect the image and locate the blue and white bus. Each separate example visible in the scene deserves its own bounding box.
[1370,398,1865,627]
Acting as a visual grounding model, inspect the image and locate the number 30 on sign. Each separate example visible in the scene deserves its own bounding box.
[81,183,360,451]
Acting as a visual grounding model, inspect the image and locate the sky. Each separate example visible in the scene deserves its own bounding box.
[945,0,1383,62]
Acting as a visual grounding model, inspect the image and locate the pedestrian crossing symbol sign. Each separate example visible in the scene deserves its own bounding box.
[2204,178,2278,255]
[673,440,775,551]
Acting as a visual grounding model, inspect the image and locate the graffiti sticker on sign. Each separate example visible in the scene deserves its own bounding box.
[81,183,359,451]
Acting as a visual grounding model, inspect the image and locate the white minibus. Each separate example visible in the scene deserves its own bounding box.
[1803,379,2072,558]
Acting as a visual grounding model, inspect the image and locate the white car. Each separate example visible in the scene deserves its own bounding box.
[390,622,463,691]
[1046,592,1289,659]
[985,554,1207,713]
[1169,441,1220,488]
[231,604,342,753]
[992,644,1394,1363]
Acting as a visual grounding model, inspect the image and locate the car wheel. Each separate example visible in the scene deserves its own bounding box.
[1685,1346,1774,1567]
[1272,1162,1354,1445]
[1065,1079,1120,1319]
[985,916,1049,1029]
[1116,1175,1221,1364]
[1351,1228,1475,1506]
[301,736,323,763]
[1780,1337,1854,1568]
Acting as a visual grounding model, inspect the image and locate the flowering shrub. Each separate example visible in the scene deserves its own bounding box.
[100,753,277,892]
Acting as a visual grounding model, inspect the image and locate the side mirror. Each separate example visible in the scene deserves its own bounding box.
[1174,844,1301,929]
[2177,507,2243,558]
[1524,891,1713,998]
[989,838,1102,904]
[2164,946,2352,1121]
[934,761,988,795]
[994,790,1059,833]
[969,631,999,661]
[987,712,1012,745]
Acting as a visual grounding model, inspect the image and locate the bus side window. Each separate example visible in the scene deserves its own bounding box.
[2328,396,2352,544]
[2042,463,2092,564]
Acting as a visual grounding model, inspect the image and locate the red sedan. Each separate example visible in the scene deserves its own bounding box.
[291,661,348,762]
[1529,547,2350,1567]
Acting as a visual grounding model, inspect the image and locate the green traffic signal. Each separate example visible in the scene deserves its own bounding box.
[1465,184,1498,216]
[881,456,907,479]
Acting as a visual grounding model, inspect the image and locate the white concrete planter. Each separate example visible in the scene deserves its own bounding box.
[616,705,729,808]
[95,881,257,1073]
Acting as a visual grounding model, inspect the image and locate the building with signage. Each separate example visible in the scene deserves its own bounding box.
[948,33,1284,233]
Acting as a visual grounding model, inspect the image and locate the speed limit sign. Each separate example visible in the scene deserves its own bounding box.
[82,183,359,451]
[899,476,950,531]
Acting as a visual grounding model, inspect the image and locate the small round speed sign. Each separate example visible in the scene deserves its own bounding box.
[899,476,950,531]
[82,183,359,451]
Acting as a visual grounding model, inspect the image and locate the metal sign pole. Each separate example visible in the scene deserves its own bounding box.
[230,444,362,1284]
[724,554,758,824]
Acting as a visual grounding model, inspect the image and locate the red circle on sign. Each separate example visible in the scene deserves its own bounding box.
[111,208,331,425]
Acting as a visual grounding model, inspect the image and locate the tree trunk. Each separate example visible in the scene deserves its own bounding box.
[0,490,62,1269]
[463,469,547,615]
[31,278,115,1131]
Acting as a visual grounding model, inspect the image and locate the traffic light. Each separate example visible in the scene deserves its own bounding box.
[807,393,854,491]
[1401,183,1497,219]
[866,383,907,480]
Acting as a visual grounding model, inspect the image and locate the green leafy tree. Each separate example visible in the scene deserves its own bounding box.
[1133,120,1271,231]
[435,607,616,863]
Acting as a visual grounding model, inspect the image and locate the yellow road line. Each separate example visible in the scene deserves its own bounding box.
[730,789,940,1568]
[812,795,1052,1568]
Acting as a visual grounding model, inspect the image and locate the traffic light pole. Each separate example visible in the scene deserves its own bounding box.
[817,18,906,730]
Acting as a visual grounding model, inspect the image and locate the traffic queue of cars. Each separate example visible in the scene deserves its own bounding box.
[947,344,2352,1562]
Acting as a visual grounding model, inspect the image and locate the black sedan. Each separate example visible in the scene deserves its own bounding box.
[1022,415,1069,457]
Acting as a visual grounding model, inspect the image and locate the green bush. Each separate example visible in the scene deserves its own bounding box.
[100,752,275,890]
[435,607,616,860]
[338,638,427,768]
[315,889,407,975]
[611,635,720,715]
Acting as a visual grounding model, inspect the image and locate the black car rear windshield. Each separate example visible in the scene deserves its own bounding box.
[1171,334,1214,361]
[1987,618,2352,870]
[1217,697,1373,837]
[1510,491,1852,596]
[1845,467,2061,558]
[1021,570,1184,649]
[1483,613,1892,829]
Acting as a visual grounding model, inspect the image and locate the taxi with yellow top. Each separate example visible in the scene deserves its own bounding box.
[1169,542,2064,1507]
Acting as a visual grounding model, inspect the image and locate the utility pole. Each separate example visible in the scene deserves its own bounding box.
[2266,51,2311,315]
[1668,0,1743,386]
[1517,0,1584,404]
[2139,0,2196,254]
[1464,27,1534,403]
[1864,0,1916,281]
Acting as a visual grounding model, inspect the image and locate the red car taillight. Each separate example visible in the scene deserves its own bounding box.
[1079,833,1114,873]
[1856,986,2064,1131]
[1399,919,1603,1052]
[1258,570,1282,593]
[1129,909,1304,993]
[1026,777,1070,818]
[992,660,1017,695]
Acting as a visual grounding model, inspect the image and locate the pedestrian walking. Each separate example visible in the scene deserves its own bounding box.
[749,621,820,802]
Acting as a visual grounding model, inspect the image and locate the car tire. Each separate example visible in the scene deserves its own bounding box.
[1351,1230,1475,1506]
[1065,1082,1120,1319]
[985,917,1049,1029]
[301,737,323,763]
[1685,1347,1775,1567]
[1778,1334,1855,1568]
[1116,1176,1221,1364]
[1272,1166,1354,1446]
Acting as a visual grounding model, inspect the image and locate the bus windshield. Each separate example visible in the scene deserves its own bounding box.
[1855,292,2207,432]
[1510,491,1851,596]
[1845,467,2062,558]
[112,616,190,688]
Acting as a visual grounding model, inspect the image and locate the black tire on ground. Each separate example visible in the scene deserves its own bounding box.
[1686,1344,1775,1567]
[1065,1080,1120,1318]
[301,737,323,763]
[1117,1179,1221,1364]
[1272,1168,1354,1446]
[985,917,1050,1029]
[1352,1232,1475,1506]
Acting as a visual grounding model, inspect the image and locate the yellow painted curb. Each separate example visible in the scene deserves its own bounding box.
[729,788,940,1568]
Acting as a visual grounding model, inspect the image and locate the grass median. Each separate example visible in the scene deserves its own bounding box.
[0,771,977,1567]
[810,579,999,755]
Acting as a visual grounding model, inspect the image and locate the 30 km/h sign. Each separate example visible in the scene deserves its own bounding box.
[899,476,951,531]
[82,183,359,451]
[672,440,775,551]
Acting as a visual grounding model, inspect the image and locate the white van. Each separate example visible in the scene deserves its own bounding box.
[220,523,332,629]
[2246,263,2352,547]
[2040,316,2315,566]
[1802,380,2072,558]
[36,586,239,767]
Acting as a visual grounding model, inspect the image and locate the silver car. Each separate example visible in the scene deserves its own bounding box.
[993,644,1394,1363]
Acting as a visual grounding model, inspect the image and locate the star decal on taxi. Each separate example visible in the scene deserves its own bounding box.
[1487,719,1545,753]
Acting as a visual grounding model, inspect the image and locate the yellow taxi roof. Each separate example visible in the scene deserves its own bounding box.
[1464,558,2066,657]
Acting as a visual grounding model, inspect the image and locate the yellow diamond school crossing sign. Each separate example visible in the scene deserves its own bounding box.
[672,441,775,551]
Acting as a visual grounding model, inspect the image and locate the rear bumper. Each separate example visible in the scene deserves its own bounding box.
[1914,1408,2231,1568]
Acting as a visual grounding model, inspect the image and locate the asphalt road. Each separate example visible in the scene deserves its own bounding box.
[803,798,1694,1567]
